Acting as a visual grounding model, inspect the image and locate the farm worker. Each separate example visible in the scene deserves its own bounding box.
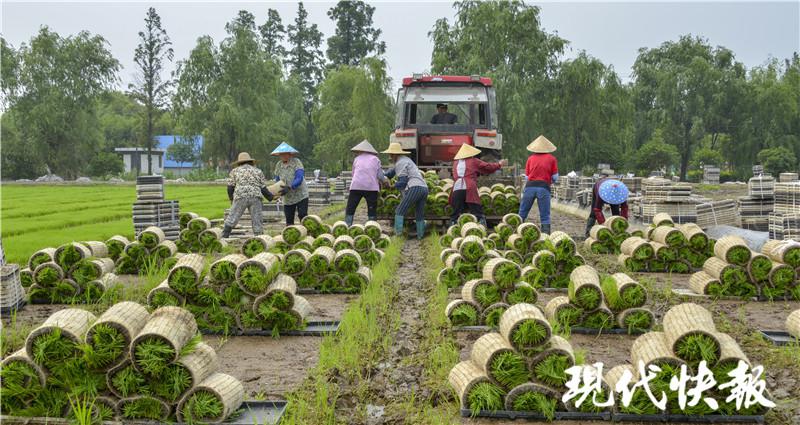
[518,135,559,235]
[430,103,457,124]
[272,142,309,225]
[449,144,507,227]
[345,140,387,226]
[222,152,273,237]
[585,170,629,237]
[382,142,429,238]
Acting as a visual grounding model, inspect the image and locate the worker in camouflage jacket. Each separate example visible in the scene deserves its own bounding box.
[222,152,274,237]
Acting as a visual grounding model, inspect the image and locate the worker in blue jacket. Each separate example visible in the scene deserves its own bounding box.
[382,143,428,238]
[272,142,308,225]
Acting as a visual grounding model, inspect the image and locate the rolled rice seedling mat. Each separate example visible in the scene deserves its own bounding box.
[503,250,524,265]
[689,271,725,296]
[448,360,499,412]
[617,308,655,333]
[651,226,686,248]
[499,303,552,354]
[148,280,186,308]
[620,237,655,261]
[301,214,324,234]
[662,303,721,367]
[604,364,662,415]
[313,233,336,249]
[265,273,298,302]
[548,231,576,259]
[353,234,375,253]
[502,213,523,227]
[176,372,245,424]
[117,395,171,421]
[650,242,677,261]
[199,227,223,245]
[348,224,366,238]
[502,383,560,419]
[461,222,487,238]
[438,267,463,289]
[292,236,315,253]
[130,306,199,375]
[308,246,336,276]
[504,282,538,305]
[507,234,528,254]
[703,257,748,288]
[602,273,646,311]
[152,240,178,259]
[459,235,485,262]
[209,254,247,284]
[168,253,205,297]
[138,226,166,249]
[236,252,280,296]
[494,223,513,241]
[761,239,800,267]
[283,249,311,276]
[461,279,501,309]
[32,261,64,287]
[241,235,275,257]
[69,257,115,285]
[630,331,686,372]
[25,308,97,370]
[82,240,109,259]
[342,266,372,290]
[520,266,546,289]
[28,247,57,270]
[333,235,356,252]
[363,220,383,240]
[761,262,797,300]
[180,229,199,244]
[329,220,348,237]
[481,303,510,328]
[188,216,212,232]
[590,225,613,242]
[714,235,752,266]
[529,334,575,387]
[483,258,521,290]
[517,223,541,244]
[580,304,614,330]
[568,266,603,310]
[54,242,92,270]
[605,215,630,234]
[20,267,34,288]
[450,236,465,251]
[440,248,458,263]
[446,299,481,327]
[775,310,800,343]
[652,212,674,227]
[150,340,219,403]
[282,225,308,246]
[1,348,47,397]
[470,332,524,388]
[544,296,583,329]
[85,301,150,371]
[334,249,362,273]
[679,223,708,251]
[375,234,391,249]
[532,250,556,275]
[439,234,455,248]
[584,237,610,254]
[445,252,468,276]
[180,212,200,229]
[458,213,478,225]
[563,364,613,413]
[747,251,773,283]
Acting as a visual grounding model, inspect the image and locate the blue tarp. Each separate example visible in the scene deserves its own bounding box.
[155,135,203,168]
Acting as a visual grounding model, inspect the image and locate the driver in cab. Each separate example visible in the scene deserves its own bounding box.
[430,103,457,124]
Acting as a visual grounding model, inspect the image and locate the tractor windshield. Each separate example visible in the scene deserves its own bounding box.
[397,84,494,131]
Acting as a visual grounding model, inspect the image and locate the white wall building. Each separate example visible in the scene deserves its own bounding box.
[115,147,166,174]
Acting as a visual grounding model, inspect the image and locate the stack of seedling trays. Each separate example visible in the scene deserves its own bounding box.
[24,240,124,304]
[616,214,714,273]
[641,179,698,224]
[132,175,181,241]
[0,303,248,423]
[147,252,313,336]
[307,176,331,207]
[583,216,645,255]
[113,227,181,275]
[1,264,26,313]
[739,176,775,231]
[554,175,580,202]
[176,216,228,254]
[608,303,770,418]
[696,199,739,228]
[544,266,653,334]
[449,304,611,420]
[702,165,720,184]
[331,178,347,203]
[768,212,800,240]
[688,236,799,300]
[778,172,799,182]
[773,181,800,216]
[621,177,642,194]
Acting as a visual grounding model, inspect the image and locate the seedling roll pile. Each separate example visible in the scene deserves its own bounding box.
[583,216,643,254]
[0,303,245,422]
[175,216,227,254]
[613,216,715,273]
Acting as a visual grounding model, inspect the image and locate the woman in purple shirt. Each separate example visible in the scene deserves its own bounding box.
[345,140,386,226]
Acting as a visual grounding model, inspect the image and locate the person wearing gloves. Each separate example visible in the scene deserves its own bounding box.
[272,142,309,225]
[449,144,507,226]
[382,142,428,238]
[222,152,274,237]
[518,135,559,234]
[345,140,386,226]
[585,170,629,237]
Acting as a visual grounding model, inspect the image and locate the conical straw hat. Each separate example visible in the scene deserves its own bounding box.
[526,135,556,153]
[351,139,378,154]
[232,152,257,166]
[382,142,411,155]
[454,144,482,160]
[271,142,299,156]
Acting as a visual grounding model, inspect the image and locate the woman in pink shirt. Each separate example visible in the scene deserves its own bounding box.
[345,140,386,226]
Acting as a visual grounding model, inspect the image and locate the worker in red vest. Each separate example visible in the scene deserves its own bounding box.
[518,135,558,234]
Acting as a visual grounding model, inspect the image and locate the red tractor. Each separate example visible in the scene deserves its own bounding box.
[389,74,503,167]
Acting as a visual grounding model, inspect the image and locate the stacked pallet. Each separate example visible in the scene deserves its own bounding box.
[779,172,799,182]
[774,182,800,215]
[621,177,642,194]
[132,175,180,240]
[307,176,331,206]
[1,264,26,312]
[641,178,697,224]
[339,171,353,196]
[702,165,720,184]
[752,165,764,176]
[769,213,800,241]
[696,199,738,229]
[737,175,775,231]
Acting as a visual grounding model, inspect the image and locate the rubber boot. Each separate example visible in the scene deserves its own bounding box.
[221,224,233,238]
[345,215,354,226]
[416,220,426,240]
[479,217,487,227]
[541,223,551,235]
[393,215,405,236]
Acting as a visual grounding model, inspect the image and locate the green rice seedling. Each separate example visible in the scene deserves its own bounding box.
[362,250,381,267]
[110,363,149,397]
[106,240,126,261]
[593,226,613,242]
[510,391,557,420]
[511,321,549,349]
[618,388,660,414]
[490,351,530,389]
[459,239,485,262]
[601,276,646,311]
[120,397,166,420]
[83,323,126,370]
[719,266,748,286]
[348,225,365,238]
[283,253,307,275]
[587,240,610,254]
[70,260,103,285]
[67,395,94,425]
[204,308,238,334]
[0,360,44,412]
[607,216,629,234]
[439,234,454,248]
[682,248,709,268]
[503,214,523,227]
[30,328,78,370]
[504,250,524,264]
[531,239,555,253]
[133,337,174,376]
[151,364,193,402]
[294,273,316,289]
[624,257,647,272]
[674,334,720,368]
[577,388,611,413]
[619,309,654,333]
[648,259,666,272]
[468,382,505,416]
[320,274,344,292]
[33,263,61,286]
[364,225,382,241]
[582,309,613,330]
[210,262,237,284]
[115,255,138,275]
[242,239,266,257]
[667,261,691,274]
[518,224,540,244]
[448,303,479,327]
[258,291,292,311]
[282,227,304,245]
[259,307,300,333]
[554,305,582,328]
[438,268,461,288]
[550,273,570,289]
[343,272,368,291]
[269,240,289,254]
[630,229,645,238]
[308,255,330,275]
[723,245,752,266]
[474,282,501,308]
[169,268,200,296]
[748,256,773,283]
[92,399,116,421]
[506,283,537,304]
[20,268,34,287]
[150,291,181,308]
[240,311,261,329]
[335,252,361,273]
[238,263,279,295]
[180,390,224,423]
[458,214,477,226]
[375,236,390,249]
[487,260,521,289]
[727,280,758,298]
[29,251,54,270]
[568,283,602,311]
[57,244,86,270]
[533,353,571,387]
[139,232,160,249]
[532,252,556,276]
[331,222,348,237]
[125,242,149,262]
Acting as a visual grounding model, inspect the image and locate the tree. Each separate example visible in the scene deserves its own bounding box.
[632,130,680,176]
[757,147,797,176]
[130,7,174,175]
[166,138,198,168]
[259,8,286,59]
[0,27,119,179]
[287,2,325,110]
[87,152,124,177]
[326,0,385,67]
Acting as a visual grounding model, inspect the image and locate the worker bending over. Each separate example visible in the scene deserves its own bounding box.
[518,135,558,234]
[222,152,274,237]
[382,143,428,238]
[449,144,507,226]
[585,170,629,237]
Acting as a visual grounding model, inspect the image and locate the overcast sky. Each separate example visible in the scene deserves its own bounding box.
[2,1,799,91]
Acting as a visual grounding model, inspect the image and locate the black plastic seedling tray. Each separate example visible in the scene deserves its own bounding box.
[613,413,765,423]
[759,330,795,346]
[201,320,340,337]
[452,326,646,335]
[461,409,610,421]
[297,288,359,295]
